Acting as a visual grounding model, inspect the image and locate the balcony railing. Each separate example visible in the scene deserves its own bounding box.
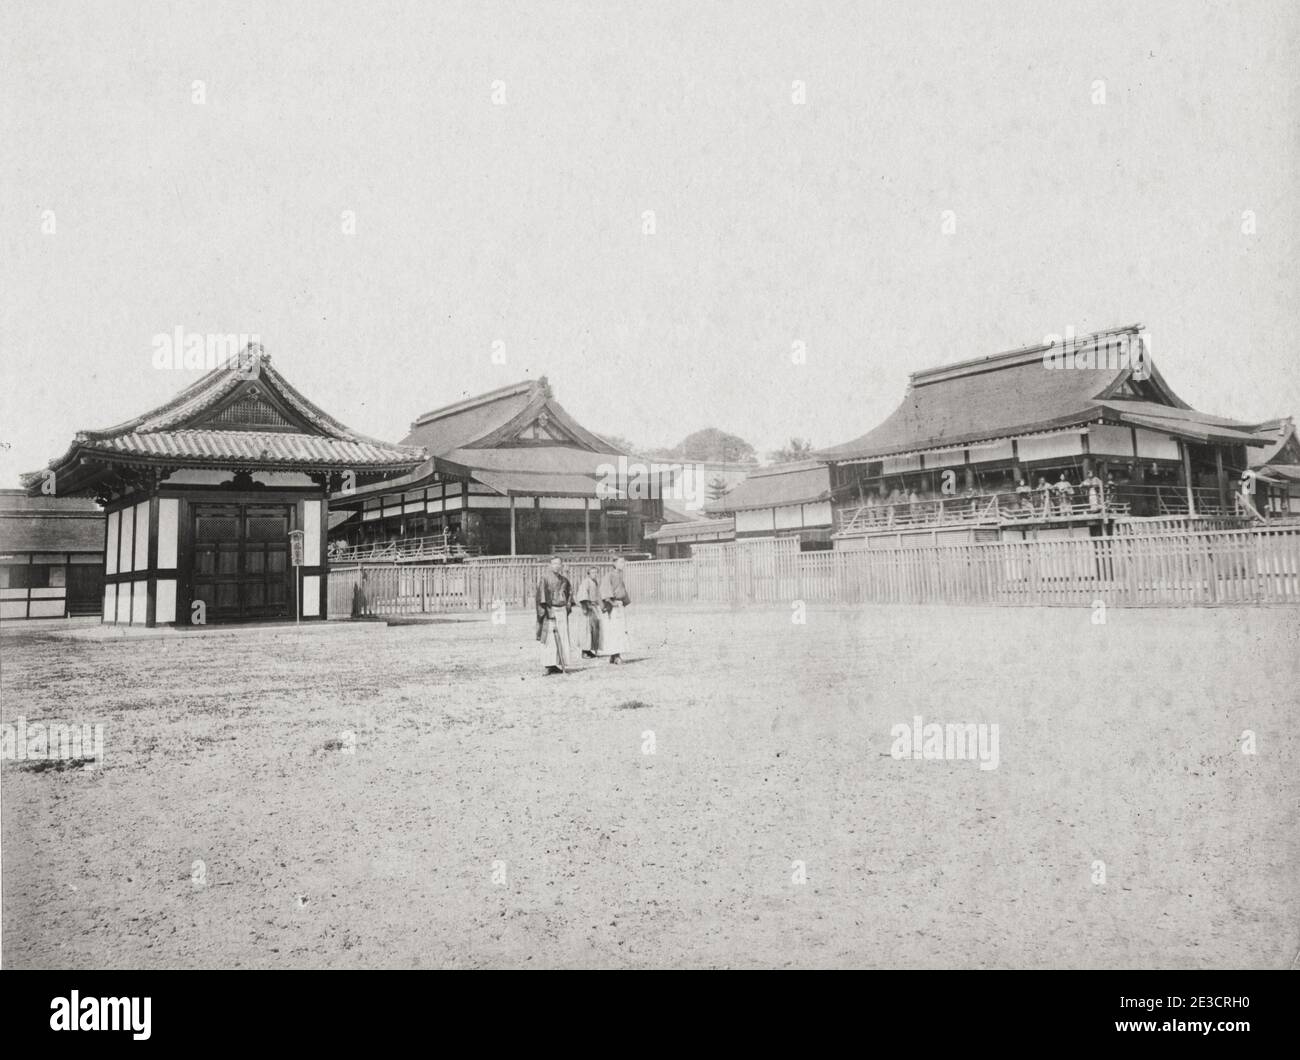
[835,485,1240,536]
[328,533,481,564]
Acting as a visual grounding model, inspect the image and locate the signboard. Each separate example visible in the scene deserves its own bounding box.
[288,529,306,624]
[288,529,305,567]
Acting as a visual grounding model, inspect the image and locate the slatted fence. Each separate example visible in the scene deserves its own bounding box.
[329,526,1300,616]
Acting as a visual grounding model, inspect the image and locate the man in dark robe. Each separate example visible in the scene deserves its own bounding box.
[535,556,574,674]
[574,566,602,658]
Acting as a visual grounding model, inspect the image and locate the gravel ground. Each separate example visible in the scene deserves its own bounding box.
[1,604,1297,968]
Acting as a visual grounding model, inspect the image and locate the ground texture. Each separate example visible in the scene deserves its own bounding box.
[1,604,1297,968]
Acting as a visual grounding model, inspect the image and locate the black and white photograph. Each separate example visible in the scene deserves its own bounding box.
[0,0,1296,1036]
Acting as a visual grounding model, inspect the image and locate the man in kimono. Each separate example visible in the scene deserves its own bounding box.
[574,566,603,658]
[535,556,574,674]
[598,557,632,665]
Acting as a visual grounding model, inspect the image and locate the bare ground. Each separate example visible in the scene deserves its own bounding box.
[1,604,1297,969]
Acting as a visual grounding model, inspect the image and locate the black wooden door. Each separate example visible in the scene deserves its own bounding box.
[192,503,292,621]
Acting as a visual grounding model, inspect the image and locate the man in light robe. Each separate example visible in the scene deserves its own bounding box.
[598,557,632,665]
[574,566,602,658]
[535,556,574,674]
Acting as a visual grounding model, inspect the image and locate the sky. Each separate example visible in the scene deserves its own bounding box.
[2,0,1298,485]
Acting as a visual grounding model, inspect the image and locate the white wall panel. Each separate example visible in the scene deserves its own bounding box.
[157,498,179,568]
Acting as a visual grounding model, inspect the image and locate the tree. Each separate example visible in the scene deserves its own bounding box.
[657,427,758,465]
[595,432,644,457]
[706,475,732,502]
[767,437,814,464]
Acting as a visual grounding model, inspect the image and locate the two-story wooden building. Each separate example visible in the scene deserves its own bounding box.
[818,324,1269,547]
[327,378,667,560]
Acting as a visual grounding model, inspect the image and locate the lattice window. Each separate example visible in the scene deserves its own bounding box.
[210,395,297,431]
[196,515,240,542]
[246,515,289,541]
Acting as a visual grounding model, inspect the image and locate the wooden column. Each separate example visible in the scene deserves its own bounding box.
[1180,440,1197,516]
[509,495,516,556]
[584,501,591,551]
[1215,447,1229,513]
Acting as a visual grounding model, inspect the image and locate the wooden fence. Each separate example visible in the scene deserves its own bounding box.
[328,526,1300,616]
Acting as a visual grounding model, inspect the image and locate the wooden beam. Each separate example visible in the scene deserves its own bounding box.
[509,495,516,556]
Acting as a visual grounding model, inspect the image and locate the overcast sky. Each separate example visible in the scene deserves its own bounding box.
[2,0,1297,484]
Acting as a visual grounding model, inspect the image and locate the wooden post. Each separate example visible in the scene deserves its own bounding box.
[584,501,591,551]
[1214,447,1229,515]
[509,495,517,556]
[1180,440,1197,517]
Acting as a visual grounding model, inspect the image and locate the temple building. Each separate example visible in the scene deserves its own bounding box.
[0,490,105,619]
[21,347,424,625]
[327,378,667,560]
[1249,417,1300,517]
[818,324,1269,547]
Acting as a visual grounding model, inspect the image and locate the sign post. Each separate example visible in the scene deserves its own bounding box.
[288,529,305,624]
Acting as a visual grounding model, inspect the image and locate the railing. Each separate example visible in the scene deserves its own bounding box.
[553,543,644,555]
[836,484,1243,536]
[836,489,1123,534]
[328,526,1300,613]
[328,534,481,564]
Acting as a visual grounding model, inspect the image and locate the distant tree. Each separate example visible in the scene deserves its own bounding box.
[767,437,814,464]
[595,432,644,457]
[706,475,732,502]
[660,427,758,466]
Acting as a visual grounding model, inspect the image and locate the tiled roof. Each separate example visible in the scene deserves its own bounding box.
[646,517,735,542]
[1249,418,1298,468]
[817,325,1262,461]
[0,499,105,552]
[88,430,422,468]
[472,469,615,498]
[403,378,621,457]
[445,446,619,476]
[25,346,425,491]
[404,381,540,454]
[705,462,831,513]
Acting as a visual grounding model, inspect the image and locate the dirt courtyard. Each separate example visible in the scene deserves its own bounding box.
[2,604,1297,969]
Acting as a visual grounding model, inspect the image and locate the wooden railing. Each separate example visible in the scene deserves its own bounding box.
[835,485,1242,536]
[329,533,481,564]
[328,526,1300,614]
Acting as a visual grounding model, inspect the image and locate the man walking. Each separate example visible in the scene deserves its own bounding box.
[574,565,602,658]
[535,556,574,675]
[598,556,632,665]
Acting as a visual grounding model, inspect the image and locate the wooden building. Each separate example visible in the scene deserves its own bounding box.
[703,460,834,549]
[818,324,1269,547]
[21,346,424,625]
[328,378,666,559]
[0,490,105,619]
[1249,417,1300,517]
[645,515,735,558]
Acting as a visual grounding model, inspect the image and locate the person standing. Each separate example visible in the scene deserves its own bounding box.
[598,556,632,665]
[535,556,574,675]
[574,565,603,658]
[1054,472,1075,515]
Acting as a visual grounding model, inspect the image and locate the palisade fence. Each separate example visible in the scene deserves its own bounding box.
[327,526,1300,617]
